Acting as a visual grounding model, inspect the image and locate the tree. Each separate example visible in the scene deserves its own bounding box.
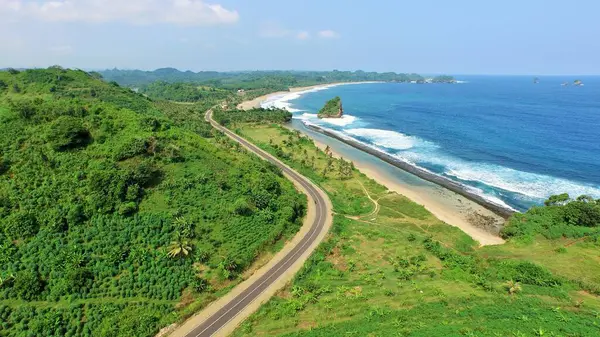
[173,216,194,238]
[544,193,570,206]
[14,270,45,300]
[563,196,600,227]
[504,280,522,295]
[47,116,91,151]
[4,211,39,240]
[167,232,193,258]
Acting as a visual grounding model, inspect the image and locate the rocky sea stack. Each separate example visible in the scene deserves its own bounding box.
[318,96,343,118]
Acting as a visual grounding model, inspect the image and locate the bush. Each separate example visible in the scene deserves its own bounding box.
[3,211,39,239]
[114,137,149,161]
[501,194,600,240]
[47,116,91,151]
[499,261,562,287]
[14,271,45,300]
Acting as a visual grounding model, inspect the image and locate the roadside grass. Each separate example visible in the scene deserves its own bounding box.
[231,123,600,337]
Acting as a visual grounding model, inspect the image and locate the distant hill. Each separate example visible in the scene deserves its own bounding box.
[99,68,451,89]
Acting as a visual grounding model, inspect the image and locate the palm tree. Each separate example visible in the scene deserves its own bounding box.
[167,232,192,258]
[505,280,522,295]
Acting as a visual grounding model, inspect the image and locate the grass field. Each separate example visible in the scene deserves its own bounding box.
[231,123,600,337]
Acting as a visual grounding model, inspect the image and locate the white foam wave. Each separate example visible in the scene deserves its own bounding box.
[260,82,379,112]
[320,115,358,127]
[345,128,431,150]
[445,163,600,200]
[293,113,318,120]
[261,92,304,112]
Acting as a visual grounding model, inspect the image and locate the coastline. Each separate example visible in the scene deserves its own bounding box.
[306,123,515,218]
[239,82,508,246]
[236,82,382,110]
[307,134,506,246]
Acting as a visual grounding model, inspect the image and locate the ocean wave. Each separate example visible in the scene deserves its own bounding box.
[261,93,304,112]
[345,128,434,151]
[321,124,600,205]
[261,82,379,113]
[303,123,518,211]
[293,113,319,120]
[320,115,358,127]
[445,163,600,200]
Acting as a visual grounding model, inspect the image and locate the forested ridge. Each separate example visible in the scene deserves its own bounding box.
[101,68,430,88]
[0,67,305,336]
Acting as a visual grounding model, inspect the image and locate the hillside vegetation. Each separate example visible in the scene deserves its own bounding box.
[100,68,432,88]
[0,68,305,337]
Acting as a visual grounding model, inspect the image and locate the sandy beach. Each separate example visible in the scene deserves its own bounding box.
[239,83,506,246]
[236,82,381,110]
[311,138,505,245]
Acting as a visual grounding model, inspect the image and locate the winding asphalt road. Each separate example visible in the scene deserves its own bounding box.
[171,111,331,337]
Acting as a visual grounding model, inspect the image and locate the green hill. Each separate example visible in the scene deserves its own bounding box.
[318,97,343,118]
[0,68,305,336]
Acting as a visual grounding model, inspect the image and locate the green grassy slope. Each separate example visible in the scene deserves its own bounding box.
[0,68,305,337]
[230,123,600,337]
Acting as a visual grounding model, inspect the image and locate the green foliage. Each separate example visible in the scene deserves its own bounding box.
[544,193,570,206]
[100,68,429,88]
[502,194,600,240]
[46,116,91,151]
[431,75,457,83]
[13,270,45,300]
[3,211,39,239]
[317,96,342,118]
[140,81,230,102]
[0,67,306,336]
[213,107,292,126]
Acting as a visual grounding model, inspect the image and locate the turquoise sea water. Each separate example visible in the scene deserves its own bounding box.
[262,77,600,211]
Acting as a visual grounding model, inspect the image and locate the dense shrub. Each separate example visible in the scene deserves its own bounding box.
[47,116,91,151]
[502,194,600,240]
[13,270,45,300]
[0,67,305,336]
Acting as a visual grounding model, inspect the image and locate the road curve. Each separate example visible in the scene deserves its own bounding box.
[169,110,332,337]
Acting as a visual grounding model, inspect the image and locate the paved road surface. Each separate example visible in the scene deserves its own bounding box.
[174,111,331,337]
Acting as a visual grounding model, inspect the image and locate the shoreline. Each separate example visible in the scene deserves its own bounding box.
[236,82,381,110]
[306,123,515,219]
[239,83,508,245]
[306,132,506,246]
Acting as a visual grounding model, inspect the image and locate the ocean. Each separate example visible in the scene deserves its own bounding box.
[262,77,600,212]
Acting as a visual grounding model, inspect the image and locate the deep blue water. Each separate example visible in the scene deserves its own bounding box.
[263,77,600,211]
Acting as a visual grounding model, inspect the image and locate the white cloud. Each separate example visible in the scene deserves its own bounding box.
[318,30,340,39]
[0,0,239,26]
[296,31,310,40]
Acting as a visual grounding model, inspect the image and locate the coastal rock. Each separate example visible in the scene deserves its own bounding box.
[318,96,343,118]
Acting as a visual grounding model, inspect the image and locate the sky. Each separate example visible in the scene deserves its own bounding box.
[1,0,599,75]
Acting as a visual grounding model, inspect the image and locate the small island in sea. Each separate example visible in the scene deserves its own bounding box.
[318,96,343,118]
